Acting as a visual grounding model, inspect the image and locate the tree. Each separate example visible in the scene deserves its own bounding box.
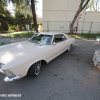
[0,19,8,31]
[86,0,94,11]
[86,0,99,11]
[0,0,11,31]
[69,0,90,34]
[5,0,38,32]
[15,11,32,29]
[0,0,10,17]
[31,0,38,32]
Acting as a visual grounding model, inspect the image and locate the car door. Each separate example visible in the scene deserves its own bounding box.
[52,34,68,59]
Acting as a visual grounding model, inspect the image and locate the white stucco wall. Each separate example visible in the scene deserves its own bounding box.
[42,0,100,33]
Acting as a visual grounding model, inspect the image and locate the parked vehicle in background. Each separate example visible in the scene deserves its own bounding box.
[96,36,100,43]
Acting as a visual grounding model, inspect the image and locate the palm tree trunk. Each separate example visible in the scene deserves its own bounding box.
[31,0,38,33]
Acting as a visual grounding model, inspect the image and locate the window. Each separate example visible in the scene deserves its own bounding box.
[29,34,53,45]
[54,34,67,43]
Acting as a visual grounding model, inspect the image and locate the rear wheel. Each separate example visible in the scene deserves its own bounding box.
[28,61,41,77]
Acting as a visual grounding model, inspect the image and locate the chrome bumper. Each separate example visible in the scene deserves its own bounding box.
[0,69,21,82]
[4,76,21,82]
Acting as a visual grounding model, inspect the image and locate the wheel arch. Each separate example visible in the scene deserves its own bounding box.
[67,44,73,52]
[27,59,47,75]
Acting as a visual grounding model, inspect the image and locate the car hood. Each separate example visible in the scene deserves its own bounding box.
[0,41,43,64]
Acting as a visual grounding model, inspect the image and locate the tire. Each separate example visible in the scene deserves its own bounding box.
[28,61,41,77]
[67,45,72,52]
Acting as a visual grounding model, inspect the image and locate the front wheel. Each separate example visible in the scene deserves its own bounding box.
[28,61,41,77]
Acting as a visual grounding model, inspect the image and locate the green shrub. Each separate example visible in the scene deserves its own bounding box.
[12,25,16,30]
[9,25,16,31]
[0,23,3,31]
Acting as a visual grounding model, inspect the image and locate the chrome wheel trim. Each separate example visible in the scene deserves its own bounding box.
[35,61,41,76]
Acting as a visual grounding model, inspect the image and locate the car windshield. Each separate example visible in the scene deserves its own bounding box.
[29,34,53,45]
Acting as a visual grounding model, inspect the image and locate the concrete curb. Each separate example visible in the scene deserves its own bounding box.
[93,49,100,70]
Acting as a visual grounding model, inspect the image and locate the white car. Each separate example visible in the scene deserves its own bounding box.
[0,32,75,82]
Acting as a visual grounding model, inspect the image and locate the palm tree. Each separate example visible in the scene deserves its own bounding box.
[31,0,38,32]
[0,0,10,17]
[0,0,11,31]
[5,0,38,32]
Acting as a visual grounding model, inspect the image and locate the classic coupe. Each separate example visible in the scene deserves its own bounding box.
[0,32,75,82]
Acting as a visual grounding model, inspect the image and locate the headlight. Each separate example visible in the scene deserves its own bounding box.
[3,70,15,78]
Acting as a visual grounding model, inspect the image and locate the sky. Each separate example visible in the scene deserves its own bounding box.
[7,0,42,17]
[36,0,42,17]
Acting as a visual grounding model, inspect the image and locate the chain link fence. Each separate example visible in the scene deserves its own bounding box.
[0,21,100,44]
[42,21,100,34]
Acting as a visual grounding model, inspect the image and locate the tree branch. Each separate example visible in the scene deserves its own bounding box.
[82,0,90,10]
[79,0,84,9]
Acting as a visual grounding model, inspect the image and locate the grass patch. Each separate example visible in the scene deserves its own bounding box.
[8,32,34,38]
[69,34,100,39]
[6,32,100,39]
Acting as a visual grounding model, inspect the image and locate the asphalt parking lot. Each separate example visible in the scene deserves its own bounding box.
[0,38,100,100]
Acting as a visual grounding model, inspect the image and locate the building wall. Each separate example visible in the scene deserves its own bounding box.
[42,0,100,33]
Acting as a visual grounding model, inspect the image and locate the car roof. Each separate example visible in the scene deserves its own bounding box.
[38,32,65,35]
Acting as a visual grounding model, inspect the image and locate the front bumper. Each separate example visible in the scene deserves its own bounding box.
[4,76,21,82]
[0,69,21,82]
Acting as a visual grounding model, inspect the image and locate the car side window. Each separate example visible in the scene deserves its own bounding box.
[54,34,67,43]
